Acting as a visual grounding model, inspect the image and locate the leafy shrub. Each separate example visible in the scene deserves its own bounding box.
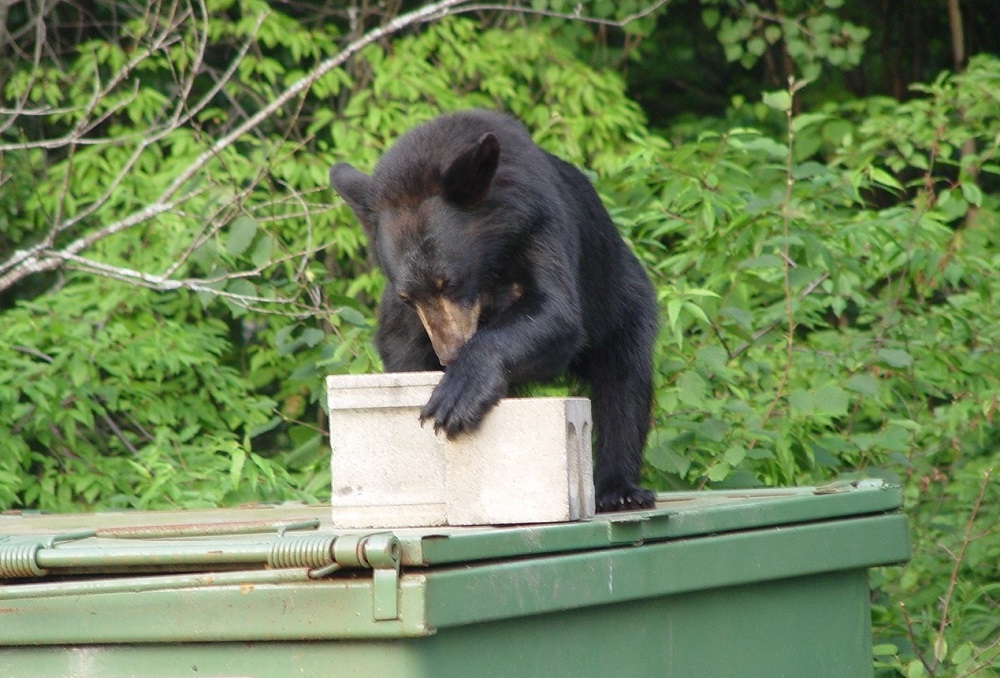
[2,4,999,672]
[0,12,652,510]
[609,55,1000,675]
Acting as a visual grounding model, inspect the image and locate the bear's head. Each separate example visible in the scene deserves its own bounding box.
[330,130,502,365]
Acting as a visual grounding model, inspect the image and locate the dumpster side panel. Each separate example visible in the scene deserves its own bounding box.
[412,569,874,678]
[0,569,872,678]
[422,512,908,629]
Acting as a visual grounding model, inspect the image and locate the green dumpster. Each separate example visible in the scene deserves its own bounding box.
[0,482,909,677]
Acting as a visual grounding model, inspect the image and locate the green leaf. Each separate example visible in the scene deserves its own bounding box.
[868,167,903,191]
[738,254,784,270]
[226,216,257,258]
[814,384,849,417]
[299,327,325,347]
[647,441,691,476]
[69,361,90,388]
[229,448,247,488]
[706,463,731,482]
[251,236,275,269]
[720,307,753,331]
[762,90,792,112]
[698,418,729,442]
[844,374,879,399]
[877,349,913,369]
[683,301,710,324]
[747,37,767,58]
[676,370,707,408]
[666,299,682,329]
[723,446,746,466]
[960,180,983,207]
[224,280,257,316]
[950,642,974,666]
[696,345,730,373]
[789,389,814,414]
[336,307,368,327]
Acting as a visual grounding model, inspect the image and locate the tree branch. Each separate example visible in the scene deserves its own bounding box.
[0,0,476,295]
[0,0,669,299]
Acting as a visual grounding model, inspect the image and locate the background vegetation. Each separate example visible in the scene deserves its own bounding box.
[1,1,998,674]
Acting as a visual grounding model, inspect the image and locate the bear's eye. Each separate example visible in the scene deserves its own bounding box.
[434,277,448,293]
[398,291,414,306]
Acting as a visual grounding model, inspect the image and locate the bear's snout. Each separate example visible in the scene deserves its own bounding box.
[413,297,481,366]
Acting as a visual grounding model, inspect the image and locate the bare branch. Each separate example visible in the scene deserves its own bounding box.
[727,272,830,361]
[455,0,670,26]
[0,0,477,294]
[0,0,670,299]
[50,242,339,318]
[0,2,194,152]
[931,467,994,673]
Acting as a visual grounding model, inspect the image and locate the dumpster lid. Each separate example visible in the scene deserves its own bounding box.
[0,480,901,580]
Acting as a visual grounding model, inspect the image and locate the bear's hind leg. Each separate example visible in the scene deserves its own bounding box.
[587,323,657,512]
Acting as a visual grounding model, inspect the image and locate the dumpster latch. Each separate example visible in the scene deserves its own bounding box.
[332,533,402,621]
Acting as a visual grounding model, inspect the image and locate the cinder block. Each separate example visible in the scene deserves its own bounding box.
[326,372,595,528]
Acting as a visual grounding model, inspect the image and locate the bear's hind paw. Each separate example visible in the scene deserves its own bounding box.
[596,486,656,513]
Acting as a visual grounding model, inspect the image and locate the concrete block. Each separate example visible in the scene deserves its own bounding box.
[326,372,595,528]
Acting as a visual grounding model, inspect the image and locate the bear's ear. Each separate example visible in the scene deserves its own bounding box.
[330,163,375,234]
[441,132,500,206]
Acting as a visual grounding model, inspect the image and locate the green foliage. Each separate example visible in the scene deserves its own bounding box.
[0,283,291,510]
[601,55,1000,675]
[2,4,1000,672]
[703,0,870,81]
[873,468,1000,678]
[0,8,649,513]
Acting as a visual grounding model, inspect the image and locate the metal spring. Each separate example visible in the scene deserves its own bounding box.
[0,541,48,579]
[267,535,337,569]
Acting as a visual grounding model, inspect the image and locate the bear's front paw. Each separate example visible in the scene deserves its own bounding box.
[596,485,656,513]
[419,359,506,439]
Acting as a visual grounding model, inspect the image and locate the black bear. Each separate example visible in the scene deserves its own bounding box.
[330,109,657,511]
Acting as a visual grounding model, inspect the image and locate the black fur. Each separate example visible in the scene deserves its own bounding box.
[330,110,657,512]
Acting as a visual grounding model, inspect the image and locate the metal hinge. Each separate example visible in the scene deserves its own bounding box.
[331,532,403,621]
